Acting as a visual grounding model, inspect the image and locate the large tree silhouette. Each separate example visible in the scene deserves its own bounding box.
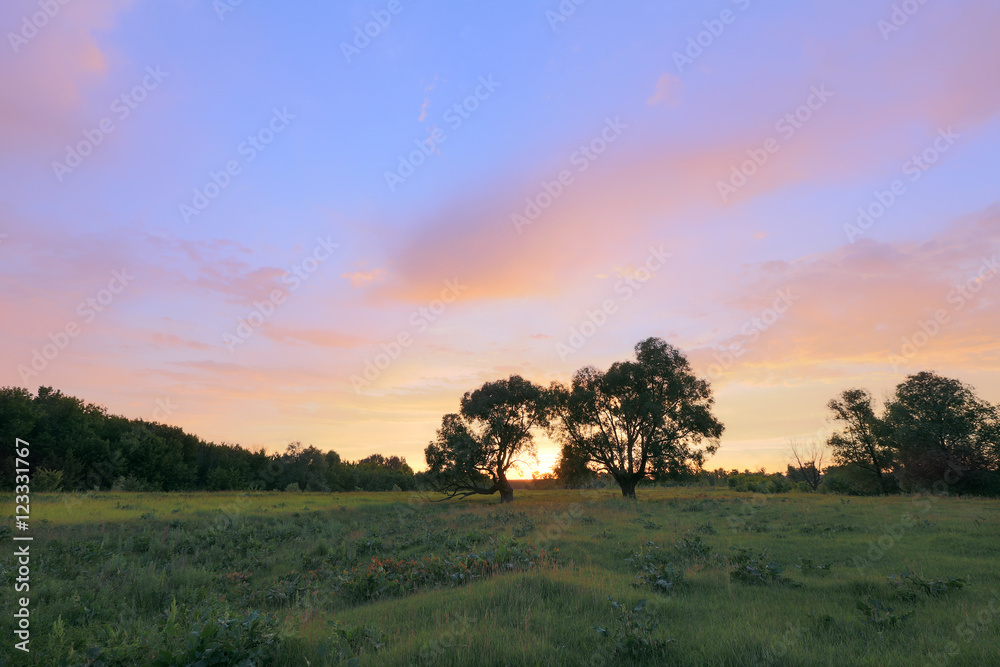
[424,375,547,503]
[549,338,723,498]
[885,371,999,492]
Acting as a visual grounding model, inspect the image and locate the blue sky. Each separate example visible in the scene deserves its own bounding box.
[2,0,999,473]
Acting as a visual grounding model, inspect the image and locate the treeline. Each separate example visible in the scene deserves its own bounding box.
[821,371,999,496]
[0,386,417,492]
[544,371,1000,497]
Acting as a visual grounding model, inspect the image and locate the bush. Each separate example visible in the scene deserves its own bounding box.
[112,475,160,492]
[728,548,796,586]
[33,467,64,492]
[856,599,911,628]
[727,473,791,494]
[633,560,684,593]
[284,482,303,493]
[819,465,896,496]
[887,568,966,599]
[152,604,278,666]
[672,533,713,566]
[595,597,672,659]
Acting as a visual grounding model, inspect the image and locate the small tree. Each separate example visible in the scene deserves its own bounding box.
[786,439,825,490]
[826,389,894,494]
[424,375,547,503]
[551,442,598,488]
[549,338,723,498]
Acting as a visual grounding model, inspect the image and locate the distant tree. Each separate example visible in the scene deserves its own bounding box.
[357,453,409,471]
[424,375,547,503]
[819,464,886,496]
[727,471,791,494]
[551,442,597,488]
[549,338,723,498]
[786,439,826,490]
[826,388,894,494]
[885,372,1000,493]
[354,453,416,491]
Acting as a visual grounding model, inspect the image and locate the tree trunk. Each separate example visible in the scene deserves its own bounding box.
[616,474,639,499]
[498,476,514,503]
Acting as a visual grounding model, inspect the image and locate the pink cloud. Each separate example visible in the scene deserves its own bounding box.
[687,205,1000,383]
[0,0,132,151]
[647,73,682,107]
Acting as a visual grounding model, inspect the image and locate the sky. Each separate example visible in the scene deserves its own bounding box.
[2,0,999,476]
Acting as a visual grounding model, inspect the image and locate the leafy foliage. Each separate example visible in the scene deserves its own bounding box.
[627,542,685,592]
[855,599,912,628]
[672,533,713,567]
[887,568,966,599]
[151,606,278,666]
[424,375,548,502]
[595,597,672,659]
[793,557,833,574]
[334,538,551,602]
[727,472,791,494]
[728,548,796,586]
[549,338,724,498]
[0,386,418,492]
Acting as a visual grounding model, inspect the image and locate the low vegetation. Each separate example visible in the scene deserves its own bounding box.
[1,488,998,665]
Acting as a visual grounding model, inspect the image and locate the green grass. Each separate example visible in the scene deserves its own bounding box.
[2,488,999,665]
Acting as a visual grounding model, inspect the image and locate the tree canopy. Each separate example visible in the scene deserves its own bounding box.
[548,338,723,498]
[886,371,999,493]
[825,372,1000,495]
[424,375,547,503]
[826,388,895,494]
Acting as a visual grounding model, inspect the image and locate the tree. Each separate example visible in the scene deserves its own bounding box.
[551,442,598,488]
[424,375,547,503]
[786,439,825,490]
[549,338,723,498]
[826,388,894,494]
[884,372,1000,493]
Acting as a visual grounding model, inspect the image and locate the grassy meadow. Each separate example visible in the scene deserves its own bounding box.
[2,488,999,666]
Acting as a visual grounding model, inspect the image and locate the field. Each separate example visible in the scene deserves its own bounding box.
[2,488,999,666]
